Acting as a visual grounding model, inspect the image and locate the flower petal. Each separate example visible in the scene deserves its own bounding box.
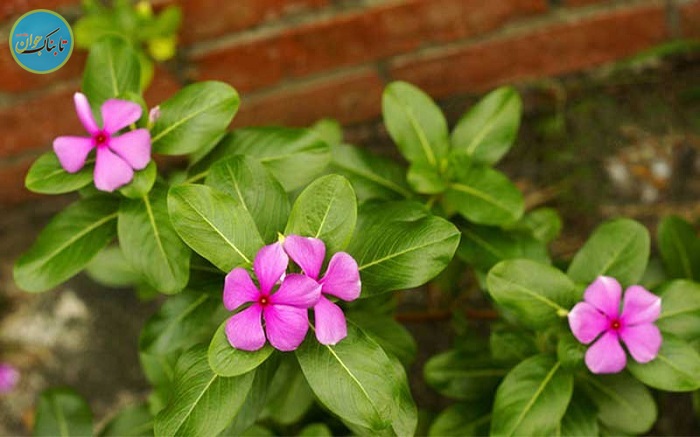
[620,285,661,326]
[254,243,288,295]
[319,252,361,301]
[74,92,98,134]
[224,267,260,311]
[108,129,151,170]
[283,235,326,280]
[620,323,662,364]
[225,305,266,351]
[263,305,309,351]
[0,364,19,393]
[313,296,347,345]
[53,136,93,173]
[584,276,622,318]
[270,273,321,308]
[585,331,627,374]
[94,146,134,192]
[101,99,142,134]
[568,302,609,344]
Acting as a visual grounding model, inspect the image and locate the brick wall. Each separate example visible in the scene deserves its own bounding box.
[0,0,697,205]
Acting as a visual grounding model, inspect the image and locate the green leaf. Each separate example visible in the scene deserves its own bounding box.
[120,161,157,199]
[347,201,460,296]
[451,86,522,165]
[491,355,573,437]
[206,155,290,243]
[14,196,118,292]
[34,388,93,437]
[85,245,142,288]
[657,215,700,280]
[25,153,93,194]
[82,36,141,109]
[311,118,343,147]
[656,280,700,340]
[154,345,255,437]
[382,81,450,167]
[487,260,577,329]
[406,162,447,194]
[627,334,700,391]
[428,402,491,437]
[194,127,330,191]
[556,332,586,370]
[330,144,411,201]
[208,320,274,377]
[299,423,333,437]
[444,163,524,226]
[424,350,508,400]
[260,355,315,426]
[558,395,598,437]
[100,403,153,437]
[579,372,656,435]
[567,218,649,286]
[168,184,263,272]
[151,81,240,155]
[457,224,549,272]
[285,175,357,254]
[348,313,417,367]
[511,207,562,244]
[490,327,538,364]
[296,323,417,435]
[119,185,191,294]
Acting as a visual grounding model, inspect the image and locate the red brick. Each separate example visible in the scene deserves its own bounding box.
[0,0,78,21]
[233,68,384,127]
[0,155,40,206]
[680,0,700,39]
[191,0,548,93]
[179,0,329,44]
[388,4,668,99]
[144,65,183,106]
[0,86,82,159]
[0,48,85,93]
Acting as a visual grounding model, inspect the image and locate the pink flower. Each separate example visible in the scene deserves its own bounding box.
[223,243,321,352]
[53,92,151,192]
[283,235,361,345]
[568,276,662,374]
[0,363,19,393]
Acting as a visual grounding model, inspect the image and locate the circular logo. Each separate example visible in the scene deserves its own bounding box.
[9,9,73,74]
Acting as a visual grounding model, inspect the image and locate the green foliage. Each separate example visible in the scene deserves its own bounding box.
[34,388,93,437]
[428,402,491,436]
[208,321,274,377]
[82,36,141,110]
[657,215,700,281]
[25,153,94,195]
[627,334,700,392]
[656,280,700,340]
[424,350,508,401]
[100,404,153,437]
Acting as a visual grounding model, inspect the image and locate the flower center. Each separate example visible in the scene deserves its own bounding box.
[258,296,270,307]
[94,131,108,146]
[610,319,622,331]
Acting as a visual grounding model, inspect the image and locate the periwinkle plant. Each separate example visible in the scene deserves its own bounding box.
[9,33,700,437]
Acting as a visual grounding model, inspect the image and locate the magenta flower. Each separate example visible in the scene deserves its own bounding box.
[53,92,151,192]
[0,363,19,393]
[223,243,321,351]
[568,276,662,374]
[283,235,361,345]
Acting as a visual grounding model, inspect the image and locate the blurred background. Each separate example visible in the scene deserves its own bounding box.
[2,0,700,434]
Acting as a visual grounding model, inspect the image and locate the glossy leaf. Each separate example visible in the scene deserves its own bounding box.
[567,219,649,287]
[444,164,524,226]
[656,280,700,340]
[627,334,700,391]
[86,245,142,288]
[382,81,450,167]
[457,224,549,272]
[346,201,460,296]
[154,345,256,437]
[296,323,417,435]
[330,144,411,201]
[424,350,508,400]
[195,127,330,191]
[490,328,538,364]
[285,175,357,254]
[100,404,153,437]
[299,423,333,437]
[512,207,562,244]
[82,36,141,109]
[25,153,93,194]
[579,372,656,435]
[151,81,239,155]
[14,196,118,292]
[260,356,315,426]
[206,155,290,243]
[34,388,93,437]
[487,260,577,328]
[311,118,343,147]
[168,184,263,272]
[428,402,491,437]
[120,161,157,199]
[451,86,522,165]
[558,395,598,437]
[119,185,190,294]
[491,355,573,437]
[406,162,447,194]
[208,320,274,377]
[657,215,700,280]
[349,313,417,367]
